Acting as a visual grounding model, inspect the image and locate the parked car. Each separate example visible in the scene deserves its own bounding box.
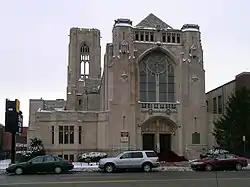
[98,150,160,173]
[6,155,74,175]
[191,153,248,171]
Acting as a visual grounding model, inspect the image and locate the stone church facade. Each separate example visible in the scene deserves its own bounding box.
[28,14,207,161]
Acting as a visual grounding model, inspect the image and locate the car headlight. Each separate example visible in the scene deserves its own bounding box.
[192,162,204,165]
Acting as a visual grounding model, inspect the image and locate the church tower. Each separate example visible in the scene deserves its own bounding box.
[66,28,101,110]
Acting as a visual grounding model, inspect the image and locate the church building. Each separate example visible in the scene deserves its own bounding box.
[28,13,207,161]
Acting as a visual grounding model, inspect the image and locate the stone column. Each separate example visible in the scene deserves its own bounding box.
[137,126,142,150]
[177,122,183,156]
[156,120,160,153]
[54,126,59,145]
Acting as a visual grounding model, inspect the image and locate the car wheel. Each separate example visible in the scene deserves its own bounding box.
[15,167,24,175]
[205,164,213,171]
[142,162,152,172]
[104,163,115,173]
[54,166,63,174]
[235,163,242,171]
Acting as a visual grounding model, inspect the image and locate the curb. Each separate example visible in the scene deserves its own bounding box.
[0,166,193,174]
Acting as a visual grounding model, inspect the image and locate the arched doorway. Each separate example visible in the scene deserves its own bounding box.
[141,116,177,161]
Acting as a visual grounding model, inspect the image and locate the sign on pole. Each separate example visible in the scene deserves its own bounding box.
[243,136,246,142]
[5,99,23,133]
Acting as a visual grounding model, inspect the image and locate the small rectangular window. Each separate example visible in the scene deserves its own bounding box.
[64,154,69,160]
[79,99,82,106]
[218,95,223,114]
[70,126,74,144]
[135,31,139,41]
[150,33,154,41]
[58,155,63,158]
[172,33,176,43]
[51,126,54,144]
[69,154,74,162]
[213,97,217,114]
[64,126,69,144]
[167,33,171,43]
[177,34,181,43]
[162,33,166,42]
[79,126,82,144]
[145,32,149,41]
[59,126,63,144]
[140,32,144,41]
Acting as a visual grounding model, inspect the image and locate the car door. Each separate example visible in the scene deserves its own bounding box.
[215,154,228,169]
[26,156,45,173]
[43,156,57,172]
[130,152,144,168]
[117,152,133,169]
[225,154,237,169]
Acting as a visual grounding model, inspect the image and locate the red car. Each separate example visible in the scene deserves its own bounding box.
[191,153,248,171]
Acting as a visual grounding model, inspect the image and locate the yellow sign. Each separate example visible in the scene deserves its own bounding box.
[15,99,20,113]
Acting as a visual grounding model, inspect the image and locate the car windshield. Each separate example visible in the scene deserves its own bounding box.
[116,153,124,158]
[204,154,217,159]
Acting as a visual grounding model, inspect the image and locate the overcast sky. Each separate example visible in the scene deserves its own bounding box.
[0,0,249,126]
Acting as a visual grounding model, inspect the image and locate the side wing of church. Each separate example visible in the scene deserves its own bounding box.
[28,13,207,161]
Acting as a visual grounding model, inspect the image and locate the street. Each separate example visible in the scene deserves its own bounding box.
[1,171,250,187]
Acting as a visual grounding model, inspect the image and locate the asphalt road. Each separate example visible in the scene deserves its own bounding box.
[1,171,250,187]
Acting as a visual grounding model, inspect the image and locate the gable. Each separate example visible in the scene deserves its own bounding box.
[136,13,172,29]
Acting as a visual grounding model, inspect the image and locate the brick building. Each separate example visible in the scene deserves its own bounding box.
[206,72,250,147]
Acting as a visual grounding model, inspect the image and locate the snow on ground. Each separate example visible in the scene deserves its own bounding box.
[0,159,99,170]
[1,159,249,173]
[0,159,193,172]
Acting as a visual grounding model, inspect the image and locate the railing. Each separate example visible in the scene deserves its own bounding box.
[138,101,179,113]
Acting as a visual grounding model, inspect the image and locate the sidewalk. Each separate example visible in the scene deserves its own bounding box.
[160,161,190,167]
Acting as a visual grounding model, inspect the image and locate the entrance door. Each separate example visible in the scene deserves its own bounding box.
[160,134,171,152]
[159,134,171,161]
[142,134,155,151]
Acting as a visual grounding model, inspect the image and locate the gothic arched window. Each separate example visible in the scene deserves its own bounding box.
[139,51,175,102]
[80,44,89,79]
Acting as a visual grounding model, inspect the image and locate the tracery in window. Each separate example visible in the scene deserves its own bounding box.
[80,44,89,79]
[139,51,175,102]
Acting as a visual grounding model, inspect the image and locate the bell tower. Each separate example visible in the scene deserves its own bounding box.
[66,28,101,110]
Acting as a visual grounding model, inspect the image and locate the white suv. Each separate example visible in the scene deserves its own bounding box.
[98,150,160,173]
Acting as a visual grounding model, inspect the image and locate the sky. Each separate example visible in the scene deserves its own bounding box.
[0,0,249,126]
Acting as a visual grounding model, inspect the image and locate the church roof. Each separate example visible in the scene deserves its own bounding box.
[136,13,173,29]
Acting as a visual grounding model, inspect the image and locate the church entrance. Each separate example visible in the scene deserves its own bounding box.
[158,133,172,161]
[160,134,171,153]
[142,134,155,151]
[141,116,180,162]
